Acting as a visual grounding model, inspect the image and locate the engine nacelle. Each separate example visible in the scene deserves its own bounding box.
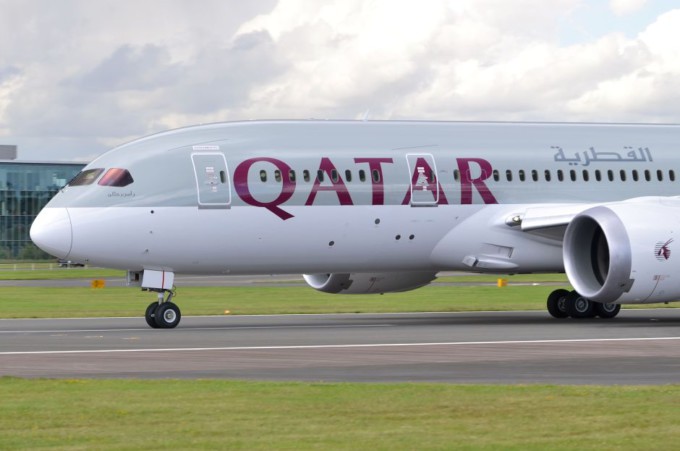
[563,198,680,304]
[303,271,437,294]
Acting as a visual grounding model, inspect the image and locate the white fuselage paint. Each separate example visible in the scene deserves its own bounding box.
[29,120,680,281]
[62,204,563,274]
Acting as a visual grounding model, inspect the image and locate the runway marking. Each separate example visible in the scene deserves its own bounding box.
[0,324,393,334]
[2,336,680,356]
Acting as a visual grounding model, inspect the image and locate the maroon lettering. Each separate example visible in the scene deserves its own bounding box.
[457,158,497,204]
[233,157,296,220]
[401,157,448,205]
[354,157,393,205]
[305,157,354,206]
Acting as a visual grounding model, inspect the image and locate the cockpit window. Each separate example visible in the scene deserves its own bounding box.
[98,168,134,187]
[68,168,104,186]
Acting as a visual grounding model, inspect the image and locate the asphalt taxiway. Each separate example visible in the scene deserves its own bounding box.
[2,310,680,383]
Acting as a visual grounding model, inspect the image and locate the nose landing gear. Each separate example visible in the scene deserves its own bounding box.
[145,289,181,329]
[140,270,182,329]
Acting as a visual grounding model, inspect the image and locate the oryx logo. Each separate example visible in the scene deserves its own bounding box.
[655,238,674,261]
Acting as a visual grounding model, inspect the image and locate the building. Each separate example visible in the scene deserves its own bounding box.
[0,149,85,258]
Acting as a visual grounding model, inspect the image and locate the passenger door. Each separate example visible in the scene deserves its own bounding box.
[191,153,231,208]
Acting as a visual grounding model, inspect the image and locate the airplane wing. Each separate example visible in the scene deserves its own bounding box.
[518,204,596,232]
[513,203,597,241]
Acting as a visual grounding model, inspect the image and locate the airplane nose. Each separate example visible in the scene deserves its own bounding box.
[30,208,73,259]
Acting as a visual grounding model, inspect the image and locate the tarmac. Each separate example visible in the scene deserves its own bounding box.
[2,310,680,383]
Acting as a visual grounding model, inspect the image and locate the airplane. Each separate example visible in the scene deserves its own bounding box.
[28,120,680,328]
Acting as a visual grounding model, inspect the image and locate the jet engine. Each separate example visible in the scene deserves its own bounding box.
[303,271,437,294]
[563,198,680,304]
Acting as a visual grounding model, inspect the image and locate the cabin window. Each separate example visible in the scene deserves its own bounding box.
[372,169,381,183]
[518,170,525,182]
[544,170,551,182]
[670,170,676,182]
[289,170,296,182]
[330,169,339,183]
[570,170,576,182]
[259,170,267,182]
[492,169,499,182]
[607,170,614,181]
[303,170,310,182]
[644,169,651,181]
[68,168,104,186]
[632,170,639,182]
[317,170,325,182]
[620,170,626,182]
[506,170,513,182]
[454,169,461,181]
[531,170,538,182]
[345,170,352,182]
[557,170,564,182]
[595,170,601,181]
[657,169,664,181]
[274,170,282,183]
[359,170,366,182]
[582,170,589,182]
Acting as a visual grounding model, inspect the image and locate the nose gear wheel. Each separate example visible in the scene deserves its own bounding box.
[143,288,181,329]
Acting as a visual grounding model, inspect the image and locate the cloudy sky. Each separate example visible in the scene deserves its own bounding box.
[0,0,678,161]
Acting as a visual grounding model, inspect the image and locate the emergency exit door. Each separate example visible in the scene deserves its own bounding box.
[191,153,231,208]
[406,153,439,206]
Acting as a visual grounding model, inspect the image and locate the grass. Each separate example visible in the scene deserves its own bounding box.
[0,268,124,280]
[436,273,569,283]
[0,284,570,318]
[1,378,680,450]
[0,283,678,319]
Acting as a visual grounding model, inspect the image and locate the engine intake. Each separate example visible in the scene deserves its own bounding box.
[563,199,680,304]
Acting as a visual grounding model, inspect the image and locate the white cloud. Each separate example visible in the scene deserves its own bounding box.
[232,0,662,122]
[0,0,277,158]
[610,0,648,16]
[567,9,680,121]
[0,0,678,161]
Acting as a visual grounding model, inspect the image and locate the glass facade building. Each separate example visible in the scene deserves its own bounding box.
[0,161,85,258]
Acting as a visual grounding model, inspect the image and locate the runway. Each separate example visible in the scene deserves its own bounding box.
[2,310,680,383]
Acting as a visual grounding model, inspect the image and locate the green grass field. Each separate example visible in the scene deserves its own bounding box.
[1,378,679,450]
[0,284,574,318]
[0,277,676,319]
[0,269,573,318]
[0,267,123,280]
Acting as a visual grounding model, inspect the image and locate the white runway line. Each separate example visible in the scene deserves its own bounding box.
[3,336,680,356]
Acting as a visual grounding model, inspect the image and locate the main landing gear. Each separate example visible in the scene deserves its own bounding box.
[145,288,181,329]
[546,288,621,319]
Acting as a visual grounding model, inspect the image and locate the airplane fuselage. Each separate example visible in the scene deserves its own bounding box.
[30,121,680,327]
[35,121,676,274]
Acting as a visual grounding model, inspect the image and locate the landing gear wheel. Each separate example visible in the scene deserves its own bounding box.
[547,289,570,319]
[154,302,181,329]
[145,302,161,328]
[565,291,595,319]
[594,302,621,319]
